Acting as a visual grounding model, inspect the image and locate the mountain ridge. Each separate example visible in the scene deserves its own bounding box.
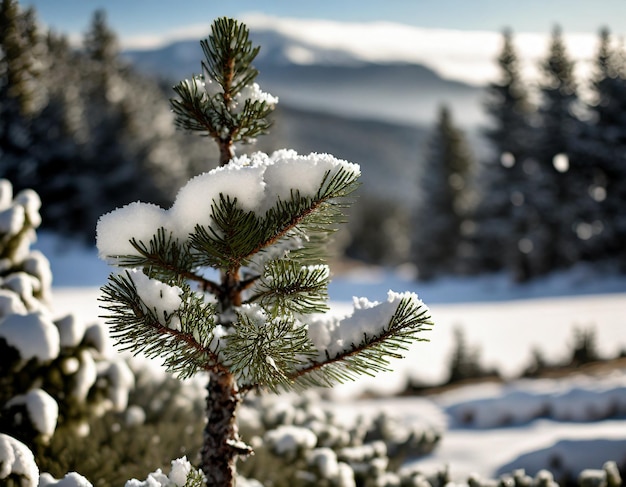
[123,27,487,126]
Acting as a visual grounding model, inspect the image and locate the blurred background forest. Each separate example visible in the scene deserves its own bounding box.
[2,1,626,283]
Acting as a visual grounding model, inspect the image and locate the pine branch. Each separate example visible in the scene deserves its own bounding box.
[170,17,274,165]
[223,311,317,393]
[99,271,226,379]
[111,227,222,296]
[287,296,433,389]
[200,17,260,97]
[188,166,359,274]
[189,194,267,270]
[245,260,330,316]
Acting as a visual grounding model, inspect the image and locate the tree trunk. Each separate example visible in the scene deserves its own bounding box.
[201,371,241,486]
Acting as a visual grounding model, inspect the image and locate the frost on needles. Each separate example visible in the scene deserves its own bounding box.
[96,16,433,486]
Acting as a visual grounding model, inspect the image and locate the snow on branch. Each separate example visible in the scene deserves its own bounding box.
[96,150,360,267]
[292,291,433,388]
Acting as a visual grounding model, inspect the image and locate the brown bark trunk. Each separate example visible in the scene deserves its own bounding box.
[201,371,241,486]
[219,138,235,166]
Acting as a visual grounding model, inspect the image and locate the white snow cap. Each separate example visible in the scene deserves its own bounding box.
[96,150,360,261]
[0,289,28,316]
[6,389,59,439]
[96,202,168,260]
[234,82,278,111]
[39,472,93,487]
[307,291,427,358]
[103,360,135,412]
[0,179,13,210]
[264,424,318,455]
[168,456,193,486]
[0,312,60,361]
[124,456,196,487]
[0,433,39,486]
[55,314,87,348]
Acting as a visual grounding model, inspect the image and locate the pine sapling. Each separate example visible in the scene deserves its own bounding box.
[97,17,433,487]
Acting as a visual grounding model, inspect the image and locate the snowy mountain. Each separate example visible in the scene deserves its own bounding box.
[123,26,486,126]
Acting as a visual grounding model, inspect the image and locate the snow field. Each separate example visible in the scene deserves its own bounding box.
[39,232,626,483]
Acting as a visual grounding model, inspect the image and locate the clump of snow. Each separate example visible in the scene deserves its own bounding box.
[0,312,60,361]
[2,272,45,311]
[96,202,168,260]
[0,433,39,486]
[101,360,135,411]
[264,150,359,205]
[96,150,360,260]
[264,425,318,456]
[127,269,183,330]
[6,389,59,439]
[22,250,53,301]
[308,447,340,479]
[125,405,146,426]
[170,161,267,237]
[233,82,279,113]
[0,179,13,209]
[14,189,42,228]
[307,291,427,358]
[124,456,200,487]
[55,314,87,348]
[71,350,98,402]
[0,203,25,235]
[83,322,108,354]
[168,456,193,486]
[39,472,93,487]
[0,289,27,316]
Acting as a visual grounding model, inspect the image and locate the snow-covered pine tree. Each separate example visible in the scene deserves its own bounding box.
[97,17,433,486]
[412,105,474,279]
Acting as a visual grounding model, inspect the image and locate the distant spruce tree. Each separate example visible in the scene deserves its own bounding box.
[531,25,586,275]
[473,29,537,281]
[412,105,474,280]
[97,18,433,486]
[577,28,626,269]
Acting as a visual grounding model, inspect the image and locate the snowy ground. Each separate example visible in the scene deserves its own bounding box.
[36,233,626,482]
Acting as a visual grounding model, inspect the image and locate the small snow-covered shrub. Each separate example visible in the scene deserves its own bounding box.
[235,392,441,486]
[0,180,134,480]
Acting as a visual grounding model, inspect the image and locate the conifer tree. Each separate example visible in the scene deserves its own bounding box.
[412,105,474,279]
[532,25,585,274]
[473,29,537,280]
[578,28,626,268]
[97,18,433,486]
[0,0,46,186]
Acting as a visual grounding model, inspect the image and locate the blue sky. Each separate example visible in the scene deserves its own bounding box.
[19,0,626,48]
